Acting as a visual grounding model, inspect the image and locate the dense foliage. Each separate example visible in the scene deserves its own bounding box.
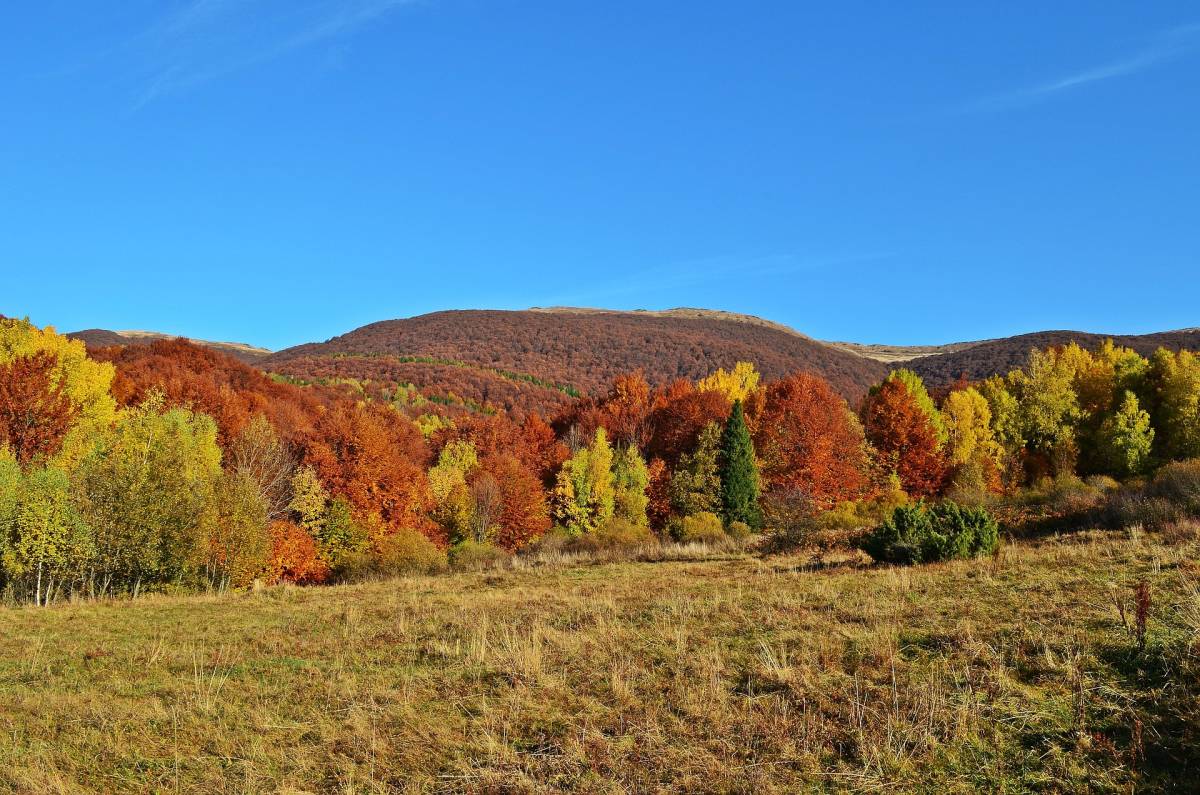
[3,314,1200,603]
[861,502,1000,565]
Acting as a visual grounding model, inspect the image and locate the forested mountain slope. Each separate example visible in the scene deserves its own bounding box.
[263,309,889,404]
[907,328,1200,386]
[68,329,272,363]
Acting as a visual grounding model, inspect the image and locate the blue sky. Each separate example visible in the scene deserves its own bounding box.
[2,1,1197,350]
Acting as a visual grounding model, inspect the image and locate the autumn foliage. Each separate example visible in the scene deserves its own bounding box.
[269,521,330,585]
[5,312,1200,607]
[0,352,77,464]
[753,372,870,508]
[861,379,948,498]
[304,402,434,538]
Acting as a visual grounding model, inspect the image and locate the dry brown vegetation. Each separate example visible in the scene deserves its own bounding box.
[2,530,1197,793]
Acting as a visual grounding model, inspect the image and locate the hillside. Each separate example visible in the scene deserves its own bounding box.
[68,329,272,363]
[263,309,888,408]
[907,328,1200,386]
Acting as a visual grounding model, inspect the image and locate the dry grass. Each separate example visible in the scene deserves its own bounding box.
[1,531,1197,793]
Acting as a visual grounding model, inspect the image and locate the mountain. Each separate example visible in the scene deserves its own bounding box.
[904,328,1200,387]
[68,329,272,364]
[263,309,889,414]
[59,313,1200,414]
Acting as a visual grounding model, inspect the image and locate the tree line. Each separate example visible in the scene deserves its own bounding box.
[2,318,1198,605]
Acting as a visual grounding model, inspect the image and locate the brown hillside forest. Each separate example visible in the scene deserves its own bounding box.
[3,311,1200,606]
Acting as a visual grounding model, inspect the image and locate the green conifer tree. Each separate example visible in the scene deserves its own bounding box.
[719,401,762,529]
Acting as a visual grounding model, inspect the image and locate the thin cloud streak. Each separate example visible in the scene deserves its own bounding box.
[967,22,1199,112]
[132,0,420,109]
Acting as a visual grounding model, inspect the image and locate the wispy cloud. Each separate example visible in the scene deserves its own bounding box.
[130,0,420,109]
[968,22,1200,112]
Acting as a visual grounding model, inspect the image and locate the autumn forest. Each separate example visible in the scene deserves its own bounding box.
[3,313,1200,606]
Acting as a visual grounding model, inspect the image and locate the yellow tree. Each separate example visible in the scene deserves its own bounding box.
[552,428,615,534]
[941,387,1003,493]
[1150,348,1200,460]
[1008,344,1092,476]
[697,362,760,405]
[428,440,478,543]
[0,319,116,467]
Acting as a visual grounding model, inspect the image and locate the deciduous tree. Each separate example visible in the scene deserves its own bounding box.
[669,421,722,516]
[1096,391,1155,476]
[753,373,870,509]
[697,362,761,405]
[862,379,947,498]
[0,318,116,466]
[612,445,650,526]
[74,394,222,596]
[552,428,615,534]
[0,352,78,465]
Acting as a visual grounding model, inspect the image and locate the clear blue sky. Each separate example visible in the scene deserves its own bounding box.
[2,1,1197,350]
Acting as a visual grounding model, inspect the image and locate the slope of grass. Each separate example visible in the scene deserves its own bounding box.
[1,531,1197,793]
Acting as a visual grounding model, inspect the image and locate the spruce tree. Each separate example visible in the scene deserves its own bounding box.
[719,400,762,529]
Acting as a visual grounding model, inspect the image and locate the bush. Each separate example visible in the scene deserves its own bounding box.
[726,520,752,540]
[1099,461,1200,532]
[337,529,448,581]
[763,482,910,553]
[862,501,1000,565]
[380,529,449,575]
[590,517,657,549]
[449,539,511,571]
[532,518,657,556]
[1085,474,1121,493]
[1148,460,1200,514]
[670,512,727,544]
[761,488,817,549]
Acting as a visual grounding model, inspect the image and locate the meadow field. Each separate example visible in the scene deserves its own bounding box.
[2,529,1196,793]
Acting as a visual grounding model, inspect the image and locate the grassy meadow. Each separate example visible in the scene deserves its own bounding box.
[2,530,1198,793]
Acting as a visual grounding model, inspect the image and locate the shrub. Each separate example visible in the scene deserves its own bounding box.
[1147,460,1200,514]
[531,518,657,556]
[761,488,817,548]
[726,520,752,540]
[944,460,994,507]
[379,529,449,575]
[1085,475,1121,493]
[590,517,657,549]
[670,512,727,544]
[449,539,511,571]
[341,529,448,580]
[862,501,1000,565]
[1017,474,1105,517]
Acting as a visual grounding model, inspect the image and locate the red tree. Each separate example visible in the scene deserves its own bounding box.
[269,521,330,584]
[482,454,552,551]
[645,456,672,531]
[645,380,732,465]
[518,412,569,485]
[860,379,948,498]
[753,373,870,509]
[304,403,435,539]
[598,371,654,448]
[0,352,77,464]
